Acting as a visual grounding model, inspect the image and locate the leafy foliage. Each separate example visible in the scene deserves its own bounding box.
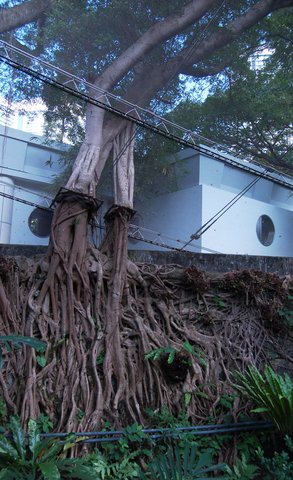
[145,342,206,366]
[138,444,226,479]
[256,435,293,480]
[87,450,141,480]
[225,454,259,479]
[0,416,96,479]
[234,366,293,434]
[167,9,293,172]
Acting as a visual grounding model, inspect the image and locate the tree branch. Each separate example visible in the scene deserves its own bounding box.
[99,0,293,173]
[115,2,272,110]
[0,0,52,34]
[94,0,218,90]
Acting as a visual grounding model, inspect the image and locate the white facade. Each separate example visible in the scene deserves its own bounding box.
[132,149,293,257]
[0,126,63,245]
[0,126,292,257]
[0,98,46,136]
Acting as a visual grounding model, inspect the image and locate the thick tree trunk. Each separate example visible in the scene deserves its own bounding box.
[66,105,106,195]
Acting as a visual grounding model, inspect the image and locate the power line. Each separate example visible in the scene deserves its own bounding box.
[0,40,292,190]
[0,176,53,203]
[0,190,52,211]
[177,1,227,76]
[180,168,267,250]
[95,221,222,255]
[112,124,136,169]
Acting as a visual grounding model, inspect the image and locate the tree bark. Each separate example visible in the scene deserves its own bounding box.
[113,123,135,208]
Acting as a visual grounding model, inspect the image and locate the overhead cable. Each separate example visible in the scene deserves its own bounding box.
[0,40,292,190]
[180,168,267,250]
[0,190,221,254]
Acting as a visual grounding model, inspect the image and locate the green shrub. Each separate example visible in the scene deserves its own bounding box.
[0,416,95,479]
[225,454,259,479]
[138,444,227,479]
[256,435,293,480]
[87,450,141,479]
[234,366,293,434]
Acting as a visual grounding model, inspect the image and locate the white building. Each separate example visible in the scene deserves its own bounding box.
[0,126,293,257]
[0,125,64,245]
[131,148,293,257]
[0,98,46,136]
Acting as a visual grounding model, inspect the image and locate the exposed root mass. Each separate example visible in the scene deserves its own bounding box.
[0,200,292,432]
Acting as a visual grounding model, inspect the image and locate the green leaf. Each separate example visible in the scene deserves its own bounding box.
[36,355,47,368]
[182,341,194,354]
[251,407,269,413]
[195,391,210,399]
[9,416,26,460]
[0,336,46,353]
[167,349,175,364]
[39,461,61,480]
[184,392,192,406]
[0,436,19,459]
[28,418,41,459]
[234,365,293,434]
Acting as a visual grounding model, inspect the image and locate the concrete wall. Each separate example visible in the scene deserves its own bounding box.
[128,250,293,275]
[1,244,292,275]
[200,184,293,256]
[131,186,203,252]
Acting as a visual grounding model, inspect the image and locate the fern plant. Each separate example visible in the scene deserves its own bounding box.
[256,435,293,480]
[225,454,259,479]
[0,416,96,479]
[138,444,226,479]
[87,449,141,479]
[234,366,293,434]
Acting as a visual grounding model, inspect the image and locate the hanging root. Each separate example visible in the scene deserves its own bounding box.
[0,209,292,432]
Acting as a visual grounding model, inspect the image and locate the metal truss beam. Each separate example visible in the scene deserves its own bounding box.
[0,40,292,190]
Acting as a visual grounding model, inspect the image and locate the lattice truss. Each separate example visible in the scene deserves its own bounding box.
[0,40,292,190]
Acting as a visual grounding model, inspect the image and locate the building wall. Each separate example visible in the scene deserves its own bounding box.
[131,186,204,252]
[200,184,293,256]
[0,127,292,257]
[0,126,63,245]
[132,149,293,257]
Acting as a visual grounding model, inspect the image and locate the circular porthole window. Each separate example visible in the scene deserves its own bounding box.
[28,208,53,238]
[256,215,275,246]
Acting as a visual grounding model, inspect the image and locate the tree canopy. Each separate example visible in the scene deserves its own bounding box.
[1,0,292,190]
[166,8,293,172]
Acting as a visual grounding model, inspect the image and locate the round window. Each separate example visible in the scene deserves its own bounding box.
[28,208,53,238]
[256,215,275,246]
